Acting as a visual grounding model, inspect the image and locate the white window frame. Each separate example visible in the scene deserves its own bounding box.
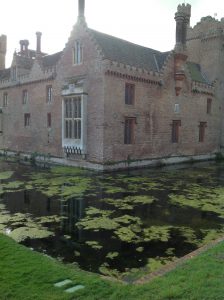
[64,96,82,141]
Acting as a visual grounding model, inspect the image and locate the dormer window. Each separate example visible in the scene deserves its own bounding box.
[73,41,83,65]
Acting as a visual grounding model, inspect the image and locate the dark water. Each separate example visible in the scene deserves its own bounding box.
[0,159,224,279]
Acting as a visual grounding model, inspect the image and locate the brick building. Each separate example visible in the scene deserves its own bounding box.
[0,1,222,170]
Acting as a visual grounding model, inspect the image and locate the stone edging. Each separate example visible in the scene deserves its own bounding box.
[134,236,224,285]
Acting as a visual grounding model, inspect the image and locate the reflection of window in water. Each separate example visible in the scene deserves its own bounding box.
[24,190,30,205]
[60,198,85,234]
[46,198,51,212]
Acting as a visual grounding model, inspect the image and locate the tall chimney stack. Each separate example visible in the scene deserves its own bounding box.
[0,35,7,70]
[36,32,42,54]
[19,39,29,57]
[78,0,86,24]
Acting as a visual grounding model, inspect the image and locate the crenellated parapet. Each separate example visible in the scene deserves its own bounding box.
[187,16,224,41]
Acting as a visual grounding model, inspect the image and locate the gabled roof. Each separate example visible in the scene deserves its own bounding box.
[89,29,170,72]
[0,68,10,80]
[187,62,210,84]
[42,51,63,68]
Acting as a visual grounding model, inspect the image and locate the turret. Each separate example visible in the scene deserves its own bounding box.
[0,35,7,70]
[174,3,191,96]
[175,3,191,51]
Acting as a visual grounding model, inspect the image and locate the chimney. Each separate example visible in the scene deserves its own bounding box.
[19,39,29,56]
[36,31,42,54]
[78,0,86,24]
[0,35,7,70]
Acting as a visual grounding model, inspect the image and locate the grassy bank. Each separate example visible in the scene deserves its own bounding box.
[0,234,224,300]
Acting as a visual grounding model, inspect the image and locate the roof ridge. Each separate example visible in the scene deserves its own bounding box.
[88,28,171,72]
[88,28,163,54]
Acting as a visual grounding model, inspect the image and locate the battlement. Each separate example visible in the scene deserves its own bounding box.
[176,3,191,17]
[187,16,224,41]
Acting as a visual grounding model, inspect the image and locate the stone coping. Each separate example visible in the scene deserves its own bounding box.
[134,236,224,285]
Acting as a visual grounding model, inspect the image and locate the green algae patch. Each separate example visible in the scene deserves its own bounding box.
[50,166,90,176]
[0,214,11,224]
[0,224,6,231]
[8,227,54,242]
[101,195,156,210]
[37,215,64,224]
[114,215,142,225]
[85,241,103,250]
[101,198,133,210]
[114,226,141,243]
[77,216,119,231]
[169,186,224,218]
[106,252,119,259]
[147,256,176,272]
[177,227,199,245]
[200,228,224,245]
[3,181,24,190]
[0,171,14,180]
[77,206,119,231]
[143,226,171,242]
[103,185,126,195]
[26,171,93,199]
[136,246,144,252]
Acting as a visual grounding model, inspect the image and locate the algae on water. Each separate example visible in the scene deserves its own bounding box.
[0,171,14,180]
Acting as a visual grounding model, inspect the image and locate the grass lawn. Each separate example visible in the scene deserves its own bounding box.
[0,234,224,300]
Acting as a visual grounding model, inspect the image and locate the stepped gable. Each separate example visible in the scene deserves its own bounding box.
[0,68,10,80]
[89,29,170,72]
[186,62,210,84]
[42,51,63,68]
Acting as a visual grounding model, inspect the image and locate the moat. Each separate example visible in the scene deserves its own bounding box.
[0,159,224,280]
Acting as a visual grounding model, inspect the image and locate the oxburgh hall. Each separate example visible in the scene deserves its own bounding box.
[0,1,223,170]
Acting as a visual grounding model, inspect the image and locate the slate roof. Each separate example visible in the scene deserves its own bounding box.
[42,51,63,68]
[89,29,170,72]
[0,68,10,80]
[187,62,210,84]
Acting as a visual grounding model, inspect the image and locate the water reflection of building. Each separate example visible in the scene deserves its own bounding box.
[3,190,60,216]
[60,196,85,238]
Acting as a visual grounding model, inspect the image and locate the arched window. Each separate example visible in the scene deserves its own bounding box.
[73,41,83,65]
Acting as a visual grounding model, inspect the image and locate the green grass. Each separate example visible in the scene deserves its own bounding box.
[0,234,224,299]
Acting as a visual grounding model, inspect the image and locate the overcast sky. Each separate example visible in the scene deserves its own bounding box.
[1,0,224,67]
